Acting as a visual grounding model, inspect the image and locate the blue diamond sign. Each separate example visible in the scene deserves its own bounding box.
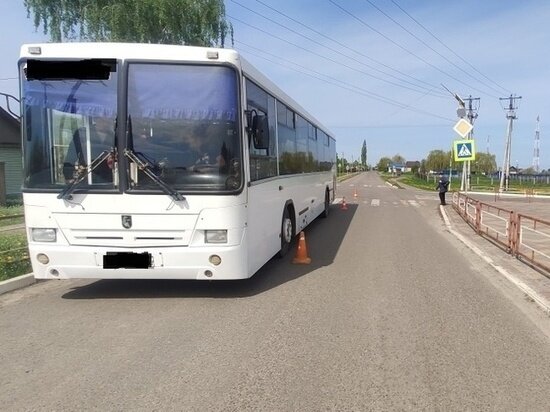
[454,139,476,162]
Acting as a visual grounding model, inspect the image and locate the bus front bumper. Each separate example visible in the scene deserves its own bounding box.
[28,244,250,280]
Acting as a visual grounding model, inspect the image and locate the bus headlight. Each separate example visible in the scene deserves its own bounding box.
[31,228,57,242]
[205,230,227,244]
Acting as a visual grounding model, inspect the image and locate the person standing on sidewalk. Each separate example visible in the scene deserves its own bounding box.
[436,174,449,205]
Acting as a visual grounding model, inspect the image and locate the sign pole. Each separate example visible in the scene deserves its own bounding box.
[453,118,474,192]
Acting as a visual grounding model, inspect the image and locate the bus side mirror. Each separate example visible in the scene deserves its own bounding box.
[252,115,269,150]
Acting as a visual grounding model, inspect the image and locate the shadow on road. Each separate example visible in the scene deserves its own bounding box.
[62,204,357,300]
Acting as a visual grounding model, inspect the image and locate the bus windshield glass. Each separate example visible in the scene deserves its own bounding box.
[126,63,241,193]
[21,59,118,190]
[20,60,242,194]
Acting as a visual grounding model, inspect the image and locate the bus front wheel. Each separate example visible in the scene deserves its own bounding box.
[279,207,294,257]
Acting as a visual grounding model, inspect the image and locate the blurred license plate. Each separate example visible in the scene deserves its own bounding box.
[103,252,152,269]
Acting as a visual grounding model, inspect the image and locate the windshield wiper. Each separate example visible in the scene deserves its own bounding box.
[58,150,114,200]
[124,149,185,202]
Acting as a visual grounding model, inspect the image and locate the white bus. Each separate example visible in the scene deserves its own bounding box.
[19,43,336,280]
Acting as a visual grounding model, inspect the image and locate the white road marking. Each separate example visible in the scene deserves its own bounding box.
[371,199,380,207]
[416,195,438,200]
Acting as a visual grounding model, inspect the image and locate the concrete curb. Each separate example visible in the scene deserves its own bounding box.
[439,205,550,315]
[0,273,36,295]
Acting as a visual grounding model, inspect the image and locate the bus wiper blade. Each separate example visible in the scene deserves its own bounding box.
[58,150,113,200]
[124,149,185,202]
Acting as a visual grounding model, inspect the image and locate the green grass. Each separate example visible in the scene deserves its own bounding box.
[0,205,25,228]
[0,205,24,215]
[0,232,31,282]
[397,174,437,191]
[0,203,29,281]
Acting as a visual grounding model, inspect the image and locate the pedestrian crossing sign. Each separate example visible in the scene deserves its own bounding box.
[454,139,476,161]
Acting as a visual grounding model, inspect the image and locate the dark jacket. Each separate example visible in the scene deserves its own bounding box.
[436,177,449,193]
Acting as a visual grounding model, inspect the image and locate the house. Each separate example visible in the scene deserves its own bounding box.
[0,106,22,195]
[389,163,405,175]
[404,161,420,173]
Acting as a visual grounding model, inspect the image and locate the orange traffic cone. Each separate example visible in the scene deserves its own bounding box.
[353,187,358,198]
[292,231,311,264]
[340,197,348,210]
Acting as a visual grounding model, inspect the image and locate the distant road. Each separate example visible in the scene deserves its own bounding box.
[2,171,550,410]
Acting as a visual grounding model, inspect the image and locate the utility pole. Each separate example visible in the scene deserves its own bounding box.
[462,95,480,191]
[499,94,522,192]
[533,115,541,173]
[443,85,477,191]
[445,87,466,191]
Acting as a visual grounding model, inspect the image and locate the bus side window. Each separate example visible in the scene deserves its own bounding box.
[246,79,277,181]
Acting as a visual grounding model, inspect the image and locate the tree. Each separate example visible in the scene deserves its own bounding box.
[419,159,427,177]
[377,157,391,171]
[391,154,405,164]
[361,140,367,167]
[425,150,448,172]
[24,0,233,46]
[473,152,497,175]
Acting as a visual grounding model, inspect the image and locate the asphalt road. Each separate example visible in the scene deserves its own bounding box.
[2,172,550,411]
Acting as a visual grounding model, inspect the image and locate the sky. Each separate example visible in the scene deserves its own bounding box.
[1,0,549,169]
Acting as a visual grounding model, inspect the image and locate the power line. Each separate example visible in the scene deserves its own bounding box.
[247,0,446,96]
[228,3,447,98]
[236,41,455,122]
[328,0,500,98]
[363,0,505,97]
[228,14,448,98]
[389,0,511,95]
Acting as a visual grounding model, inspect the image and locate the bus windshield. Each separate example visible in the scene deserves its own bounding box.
[21,60,242,194]
[127,63,241,193]
[21,59,118,190]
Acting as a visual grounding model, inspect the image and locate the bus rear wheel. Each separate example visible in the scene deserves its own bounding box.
[278,207,294,258]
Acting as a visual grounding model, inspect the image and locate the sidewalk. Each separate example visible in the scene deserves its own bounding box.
[443,191,550,314]
[465,191,550,222]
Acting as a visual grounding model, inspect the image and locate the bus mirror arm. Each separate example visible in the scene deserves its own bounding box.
[244,109,257,137]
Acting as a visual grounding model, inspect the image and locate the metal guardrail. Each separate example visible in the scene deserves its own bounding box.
[452,192,550,274]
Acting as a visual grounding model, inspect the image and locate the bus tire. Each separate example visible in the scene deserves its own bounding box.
[278,207,294,258]
[321,189,330,218]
